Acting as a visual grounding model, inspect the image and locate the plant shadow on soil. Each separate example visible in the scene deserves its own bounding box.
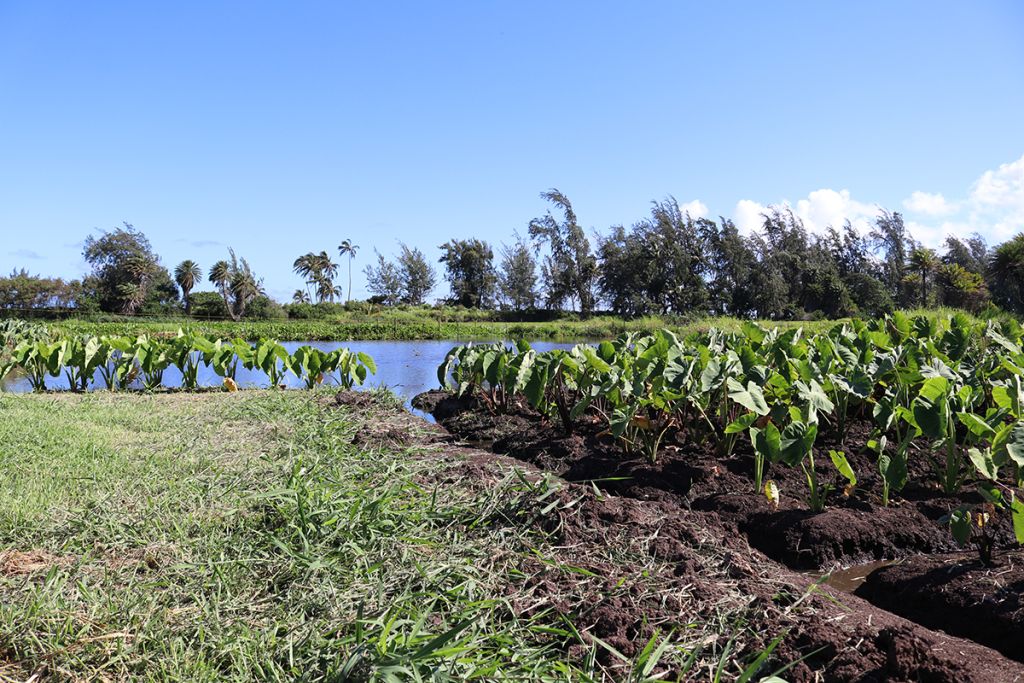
[410,389,1024,682]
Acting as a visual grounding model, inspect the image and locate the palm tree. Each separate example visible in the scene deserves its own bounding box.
[229,263,263,320]
[210,250,263,320]
[292,289,310,304]
[293,253,317,302]
[209,260,231,317]
[338,239,359,303]
[119,256,152,315]
[174,260,202,315]
[313,251,340,302]
[989,233,1024,313]
[909,247,938,307]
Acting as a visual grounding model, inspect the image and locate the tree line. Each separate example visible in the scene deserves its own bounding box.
[2,192,1023,320]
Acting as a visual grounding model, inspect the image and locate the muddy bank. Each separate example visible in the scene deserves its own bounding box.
[857,551,1024,661]
[389,391,1024,680]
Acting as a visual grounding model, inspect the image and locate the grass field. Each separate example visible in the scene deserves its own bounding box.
[0,390,774,681]
[48,314,839,343]
[38,307,1008,343]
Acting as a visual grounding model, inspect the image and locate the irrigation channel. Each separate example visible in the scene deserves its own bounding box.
[0,339,576,418]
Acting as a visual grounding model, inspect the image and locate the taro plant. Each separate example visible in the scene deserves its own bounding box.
[289,346,338,389]
[95,336,137,390]
[61,336,112,392]
[168,332,213,390]
[869,390,916,506]
[729,379,771,491]
[253,339,291,388]
[904,376,964,495]
[335,348,377,389]
[133,336,171,390]
[11,340,63,391]
[205,339,243,381]
[802,449,857,513]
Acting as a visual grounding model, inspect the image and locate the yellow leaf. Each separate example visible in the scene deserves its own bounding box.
[631,415,652,430]
[764,481,780,509]
[223,377,238,392]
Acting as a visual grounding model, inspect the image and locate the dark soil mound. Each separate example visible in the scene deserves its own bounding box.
[407,389,1024,680]
[857,551,1024,662]
[417,390,1018,571]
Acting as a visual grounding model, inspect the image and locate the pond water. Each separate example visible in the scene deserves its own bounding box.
[0,340,578,417]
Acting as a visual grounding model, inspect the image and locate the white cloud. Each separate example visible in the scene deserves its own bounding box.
[721,153,1024,249]
[898,153,1024,247]
[732,189,880,237]
[968,154,1024,242]
[679,199,708,219]
[903,191,958,217]
[793,188,880,235]
[734,199,767,235]
[904,220,968,249]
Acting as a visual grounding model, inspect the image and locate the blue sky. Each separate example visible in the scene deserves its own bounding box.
[1,1,1022,302]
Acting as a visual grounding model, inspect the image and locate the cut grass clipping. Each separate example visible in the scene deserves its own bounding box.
[0,391,782,681]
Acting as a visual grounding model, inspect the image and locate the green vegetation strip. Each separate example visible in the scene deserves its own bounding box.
[0,391,770,681]
[45,313,841,343]
[440,311,1024,554]
[1,331,376,392]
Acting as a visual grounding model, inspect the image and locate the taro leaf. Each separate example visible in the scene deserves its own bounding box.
[796,379,835,415]
[993,376,1024,417]
[727,378,769,416]
[700,358,723,393]
[834,342,858,368]
[888,311,911,341]
[481,349,500,386]
[848,372,873,400]
[610,405,638,438]
[1002,358,1024,377]
[967,448,999,481]
[597,340,616,361]
[750,422,781,462]
[779,421,816,467]
[582,346,611,374]
[1012,496,1024,545]
[867,434,888,455]
[912,377,949,439]
[724,412,758,434]
[737,345,761,376]
[1004,421,1024,469]
[987,327,1022,355]
[523,364,548,409]
[357,352,377,375]
[949,507,972,545]
[992,385,1013,412]
[438,347,461,387]
[741,321,766,345]
[828,450,857,486]
[878,453,907,494]
[920,357,956,380]
[977,482,1005,507]
[957,412,996,440]
[513,350,535,394]
[664,355,691,388]
[873,400,895,432]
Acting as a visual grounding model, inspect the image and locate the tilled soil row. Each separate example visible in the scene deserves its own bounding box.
[408,389,1024,681]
